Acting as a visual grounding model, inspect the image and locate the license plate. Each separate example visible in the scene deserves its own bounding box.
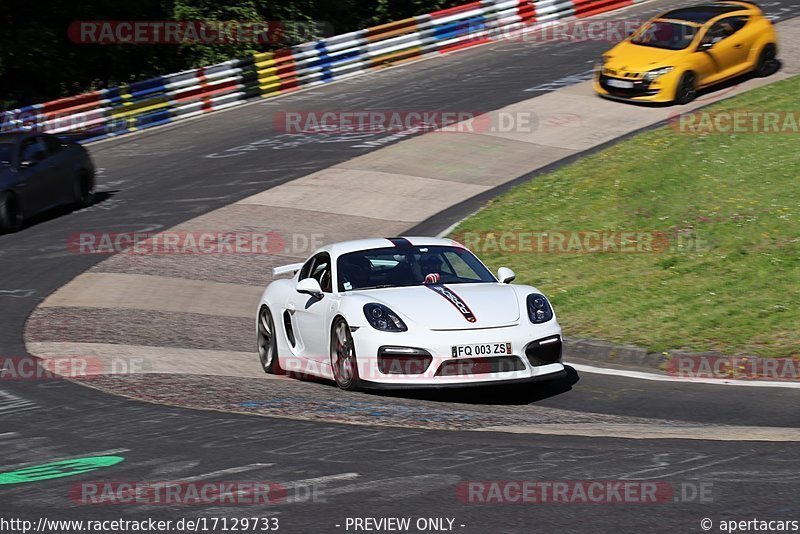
[452,342,512,358]
[607,79,634,89]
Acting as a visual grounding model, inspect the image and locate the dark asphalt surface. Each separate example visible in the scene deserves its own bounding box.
[2,1,800,531]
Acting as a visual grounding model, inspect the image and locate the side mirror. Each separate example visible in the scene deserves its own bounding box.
[497,267,516,284]
[296,278,324,299]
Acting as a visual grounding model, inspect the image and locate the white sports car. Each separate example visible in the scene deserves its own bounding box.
[256,237,565,390]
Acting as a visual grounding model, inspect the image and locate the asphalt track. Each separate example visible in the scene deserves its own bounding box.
[2,0,800,531]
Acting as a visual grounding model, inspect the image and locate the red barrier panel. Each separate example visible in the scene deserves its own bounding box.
[430,1,483,19]
[174,77,240,104]
[39,92,103,114]
[438,36,492,54]
[517,0,537,24]
[573,0,633,18]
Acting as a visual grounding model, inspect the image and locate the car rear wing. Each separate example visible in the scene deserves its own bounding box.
[272,262,304,277]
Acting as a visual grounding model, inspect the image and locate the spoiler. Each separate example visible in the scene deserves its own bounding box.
[272,262,304,277]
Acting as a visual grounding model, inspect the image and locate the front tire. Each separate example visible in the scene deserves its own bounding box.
[330,317,359,391]
[257,306,282,374]
[74,170,95,209]
[0,192,23,234]
[674,72,697,105]
[755,44,778,77]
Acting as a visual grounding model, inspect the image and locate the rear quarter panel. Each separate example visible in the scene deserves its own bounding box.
[746,15,778,65]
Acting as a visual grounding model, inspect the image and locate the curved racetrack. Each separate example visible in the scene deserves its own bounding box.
[3,1,800,531]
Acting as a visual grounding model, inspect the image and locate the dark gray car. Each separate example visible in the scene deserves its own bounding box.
[0,132,95,233]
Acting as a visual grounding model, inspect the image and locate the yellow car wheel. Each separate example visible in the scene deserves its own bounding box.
[755,44,778,77]
[674,72,697,105]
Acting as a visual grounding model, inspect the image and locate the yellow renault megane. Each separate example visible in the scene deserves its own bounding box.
[594,1,779,104]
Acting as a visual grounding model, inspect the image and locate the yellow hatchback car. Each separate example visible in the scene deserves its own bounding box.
[594,0,779,104]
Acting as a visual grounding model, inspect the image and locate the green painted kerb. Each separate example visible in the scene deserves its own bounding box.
[0,455,125,485]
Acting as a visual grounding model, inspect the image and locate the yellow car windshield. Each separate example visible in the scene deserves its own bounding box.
[631,20,699,50]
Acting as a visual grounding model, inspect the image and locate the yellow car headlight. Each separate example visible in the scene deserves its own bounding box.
[643,67,674,82]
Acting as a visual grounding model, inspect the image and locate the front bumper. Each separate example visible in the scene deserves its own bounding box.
[351,322,564,388]
[359,369,568,390]
[593,71,674,103]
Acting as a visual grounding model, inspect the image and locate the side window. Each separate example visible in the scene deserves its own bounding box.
[20,138,45,164]
[44,137,67,156]
[310,253,332,293]
[727,16,749,33]
[299,253,332,293]
[0,143,12,165]
[703,17,748,44]
[299,258,315,281]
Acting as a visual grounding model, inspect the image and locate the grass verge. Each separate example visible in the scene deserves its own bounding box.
[451,76,800,357]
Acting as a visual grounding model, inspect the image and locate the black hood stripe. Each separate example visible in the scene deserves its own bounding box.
[426,284,477,323]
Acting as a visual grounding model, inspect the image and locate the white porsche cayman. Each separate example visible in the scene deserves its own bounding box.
[256,237,565,390]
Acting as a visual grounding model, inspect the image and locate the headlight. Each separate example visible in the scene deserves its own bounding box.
[643,67,674,81]
[527,294,554,324]
[363,303,407,332]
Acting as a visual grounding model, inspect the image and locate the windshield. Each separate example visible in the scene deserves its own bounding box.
[337,245,496,291]
[0,143,12,165]
[631,21,698,50]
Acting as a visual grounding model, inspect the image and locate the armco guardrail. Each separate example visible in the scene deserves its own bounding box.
[0,0,642,143]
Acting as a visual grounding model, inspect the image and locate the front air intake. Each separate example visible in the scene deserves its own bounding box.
[435,356,524,377]
[283,311,296,347]
[378,347,432,375]
[525,336,562,366]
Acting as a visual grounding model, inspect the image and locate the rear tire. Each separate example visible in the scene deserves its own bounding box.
[330,317,359,391]
[0,192,23,234]
[74,170,95,209]
[258,306,282,374]
[674,72,697,105]
[755,44,778,77]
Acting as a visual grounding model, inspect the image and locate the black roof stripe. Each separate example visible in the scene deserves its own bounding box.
[386,237,415,251]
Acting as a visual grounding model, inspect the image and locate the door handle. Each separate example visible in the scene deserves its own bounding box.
[733,43,742,49]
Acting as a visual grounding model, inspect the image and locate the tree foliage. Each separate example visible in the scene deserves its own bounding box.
[0,0,461,109]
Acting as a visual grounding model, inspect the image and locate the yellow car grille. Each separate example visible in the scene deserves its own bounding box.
[603,68,643,79]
